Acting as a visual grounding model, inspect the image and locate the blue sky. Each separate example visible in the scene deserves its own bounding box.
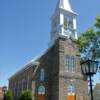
[0,0,100,86]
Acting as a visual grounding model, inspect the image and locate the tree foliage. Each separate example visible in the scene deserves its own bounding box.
[77,16,100,61]
[95,16,100,29]
[19,90,32,100]
[4,90,13,100]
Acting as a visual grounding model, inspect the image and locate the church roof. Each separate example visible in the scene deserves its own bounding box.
[9,45,53,80]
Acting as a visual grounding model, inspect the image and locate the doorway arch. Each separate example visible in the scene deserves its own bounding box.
[38,86,45,100]
[67,84,76,100]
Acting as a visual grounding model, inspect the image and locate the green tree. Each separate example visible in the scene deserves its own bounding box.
[19,90,32,100]
[4,90,13,100]
[77,16,100,61]
[95,16,100,29]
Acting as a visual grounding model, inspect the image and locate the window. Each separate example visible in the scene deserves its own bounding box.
[65,56,69,71]
[96,97,100,100]
[38,86,45,95]
[27,76,30,90]
[52,17,59,29]
[97,90,100,94]
[13,83,17,96]
[69,56,72,72]
[64,16,73,30]
[71,56,76,72]
[22,79,24,91]
[64,17,68,30]
[68,19,73,29]
[65,55,76,72]
[40,68,45,81]
[67,84,76,93]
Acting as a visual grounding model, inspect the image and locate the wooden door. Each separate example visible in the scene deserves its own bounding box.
[38,94,45,100]
[67,95,76,100]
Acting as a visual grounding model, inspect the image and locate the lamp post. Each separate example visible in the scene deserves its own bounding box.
[2,86,7,93]
[2,86,7,100]
[81,59,98,100]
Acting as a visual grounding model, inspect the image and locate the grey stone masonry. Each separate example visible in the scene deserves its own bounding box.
[9,37,88,100]
[58,37,88,100]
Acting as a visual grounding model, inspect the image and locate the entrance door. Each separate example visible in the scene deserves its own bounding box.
[38,86,45,100]
[67,95,76,100]
[38,94,45,100]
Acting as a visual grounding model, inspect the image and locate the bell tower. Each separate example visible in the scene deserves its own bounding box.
[50,0,78,46]
[49,0,88,100]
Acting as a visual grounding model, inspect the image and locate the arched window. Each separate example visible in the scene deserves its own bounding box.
[38,86,45,95]
[71,56,76,72]
[40,68,45,81]
[65,56,76,72]
[64,16,73,30]
[67,84,76,93]
[68,18,73,29]
[64,17,68,30]
[65,55,69,71]
[69,56,72,72]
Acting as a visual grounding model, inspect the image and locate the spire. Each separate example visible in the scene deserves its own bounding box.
[49,0,78,46]
[56,0,74,13]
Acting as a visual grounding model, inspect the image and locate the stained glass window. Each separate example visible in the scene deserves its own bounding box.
[65,55,76,72]
[67,84,76,93]
[65,55,69,71]
[71,56,76,72]
[38,86,45,95]
[40,68,45,81]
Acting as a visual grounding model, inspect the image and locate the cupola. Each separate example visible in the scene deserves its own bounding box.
[49,0,78,46]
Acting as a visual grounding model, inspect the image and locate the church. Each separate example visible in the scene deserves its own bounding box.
[9,0,88,100]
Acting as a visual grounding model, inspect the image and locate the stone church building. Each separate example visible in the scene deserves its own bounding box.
[9,0,88,100]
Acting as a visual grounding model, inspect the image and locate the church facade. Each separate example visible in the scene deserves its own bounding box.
[9,0,88,100]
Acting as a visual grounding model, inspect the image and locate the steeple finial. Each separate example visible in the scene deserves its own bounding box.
[57,0,73,12]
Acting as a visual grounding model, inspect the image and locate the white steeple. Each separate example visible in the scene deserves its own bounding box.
[57,0,73,13]
[49,0,78,46]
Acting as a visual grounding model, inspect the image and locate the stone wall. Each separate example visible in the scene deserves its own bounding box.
[9,38,88,100]
[9,65,34,100]
[58,38,88,100]
[93,84,100,100]
[33,37,88,100]
[33,40,59,100]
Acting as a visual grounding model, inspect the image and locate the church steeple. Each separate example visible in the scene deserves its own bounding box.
[56,0,73,13]
[49,0,78,46]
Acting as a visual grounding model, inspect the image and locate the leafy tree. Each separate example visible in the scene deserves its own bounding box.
[4,90,13,100]
[77,16,100,61]
[19,90,32,100]
[95,16,100,29]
